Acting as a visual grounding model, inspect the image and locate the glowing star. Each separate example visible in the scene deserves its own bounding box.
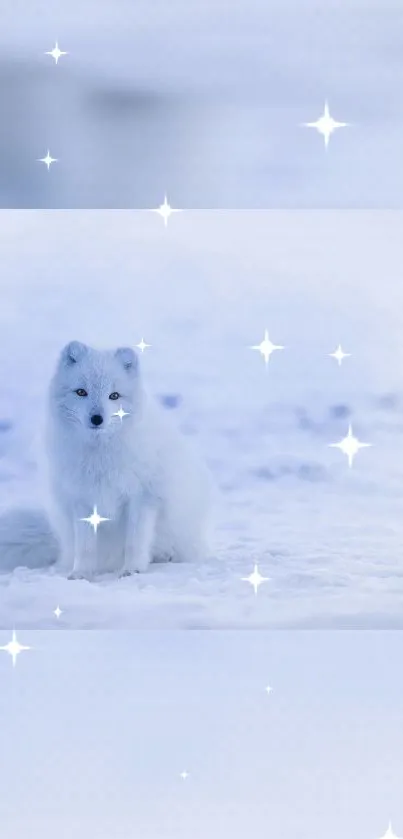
[112,406,130,422]
[329,423,372,468]
[180,771,189,780]
[80,506,110,534]
[38,150,58,170]
[303,100,349,148]
[329,344,351,366]
[242,564,270,595]
[378,823,402,839]
[45,42,68,64]
[265,685,273,695]
[136,338,151,354]
[249,329,284,367]
[152,195,182,227]
[54,606,63,619]
[0,630,31,667]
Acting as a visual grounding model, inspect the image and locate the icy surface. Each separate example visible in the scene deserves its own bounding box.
[0,630,402,839]
[0,211,403,628]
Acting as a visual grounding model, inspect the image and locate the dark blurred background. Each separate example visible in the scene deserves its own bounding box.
[1,0,403,207]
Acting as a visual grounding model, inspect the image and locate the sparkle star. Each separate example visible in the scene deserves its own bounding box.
[0,630,31,667]
[303,100,349,148]
[80,506,110,534]
[329,423,372,468]
[136,338,151,353]
[329,344,351,366]
[38,150,58,170]
[112,406,130,422]
[152,195,182,227]
[45,42,68,64]
[249,329,284,367]
[242,564,270,595]
[265,685,273,695]
[180,771,189,780]
[54,606,63,619]
[378,823,402,839]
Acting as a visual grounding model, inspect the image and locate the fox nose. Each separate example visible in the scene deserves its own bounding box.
[91,414,103,427]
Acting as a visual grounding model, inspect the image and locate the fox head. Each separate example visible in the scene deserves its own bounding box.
[49,341,143,436]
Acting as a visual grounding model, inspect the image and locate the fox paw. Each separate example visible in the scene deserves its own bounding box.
[153,552,173,563]
[68,570,91,581]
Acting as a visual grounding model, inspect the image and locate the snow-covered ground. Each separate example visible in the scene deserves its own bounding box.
[0,630,402,839]
[1,0,403,207]
[1,210,403,628]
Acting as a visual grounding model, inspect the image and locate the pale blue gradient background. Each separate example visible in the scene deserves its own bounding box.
[0,0,402,207]
[0,631,402,839]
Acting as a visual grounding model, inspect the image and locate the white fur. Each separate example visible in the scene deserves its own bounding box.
[0,341,212,579]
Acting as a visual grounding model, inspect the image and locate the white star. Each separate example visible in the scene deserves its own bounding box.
[329,344,351,366]
[180,771,189,780]
[249,329,284,367]
[80,505,110,534]
[0,630,31,667]
[112,405,130,422]
[329,423,372,468]
[45,42,68,64]
[152,195,182,227]
[265,685,273,695]
[378,823,402,839]
[38,150,58,170]
[303,100,349,148]
[136,338,152,354]
[54,606,63,619]
[242,564,270,595]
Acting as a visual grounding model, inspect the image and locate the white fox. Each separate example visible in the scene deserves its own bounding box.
[0,341,212,579]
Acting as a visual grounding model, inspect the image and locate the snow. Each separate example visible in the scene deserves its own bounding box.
[0,210,403,628]
[0,0,403,207]
[0,630,402,839]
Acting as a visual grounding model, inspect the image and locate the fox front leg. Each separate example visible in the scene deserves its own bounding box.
[50,505,76,574]
[68,506,102,580]
[121,496,157,575]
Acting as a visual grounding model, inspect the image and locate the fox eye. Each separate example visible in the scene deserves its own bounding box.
[109,392,120,400]
[75,388,88,397]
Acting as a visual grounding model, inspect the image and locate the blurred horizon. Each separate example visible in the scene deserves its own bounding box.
[1,0,403,207]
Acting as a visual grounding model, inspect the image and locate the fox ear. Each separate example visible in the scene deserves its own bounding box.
[115,347,138,372]
[61,341,87,365]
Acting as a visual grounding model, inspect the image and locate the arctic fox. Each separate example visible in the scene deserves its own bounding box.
[0,341,211,579]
